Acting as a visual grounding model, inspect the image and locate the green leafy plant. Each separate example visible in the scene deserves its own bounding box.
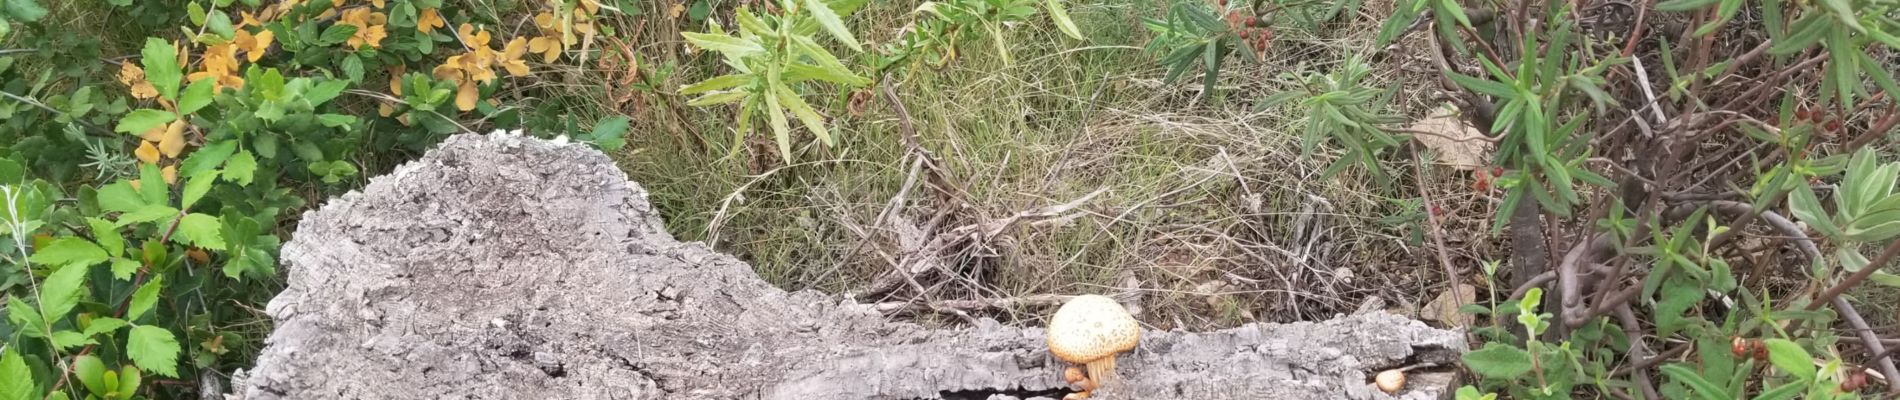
[1143,0,1269,99]
[678,0,872,163]
[1262,56,1405,181]
[878,0,1083,70]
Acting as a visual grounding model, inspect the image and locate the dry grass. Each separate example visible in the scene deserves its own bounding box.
[569,0,1517,332]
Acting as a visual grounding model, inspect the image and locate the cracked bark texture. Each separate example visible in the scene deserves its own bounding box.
[231,133,1469,400]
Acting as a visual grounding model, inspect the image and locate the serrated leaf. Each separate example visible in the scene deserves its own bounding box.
[127,276,162,321]
[118,205,180,227]
[86,217,125,257]
[180,140,237,179]
[111,258,141,281]
[680,74,751,94]
[173,213,226,250]
[128,325,181,378]
[98,181,145,213]
[180,175,216,210]
[1462,342,1534,379]
[83,317,127,337]
[140,39,182,101]
[39,261,91,320]
[30,237,108,267]
[6,296,44,338]
[773,84,833,146]
[320,24,358,44]
[0,346,32,400]
[681,32,764,56]
[116,109,177,134]
[224,150,257,186]
[51,330,96,350]
[803,0,860,51]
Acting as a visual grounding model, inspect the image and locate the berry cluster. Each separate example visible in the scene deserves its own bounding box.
[1794,105,1845,133]
[1218,1,1272,53]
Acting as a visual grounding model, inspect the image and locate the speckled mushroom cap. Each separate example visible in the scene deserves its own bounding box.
[1045,295,1140,364]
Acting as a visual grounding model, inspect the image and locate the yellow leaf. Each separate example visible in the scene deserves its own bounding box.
[129,179,142,192]
[139,123,167,142]
[455,79,478,111]
[417,8,445,33]
[388,64,407,95]
[239,11,263,27]
[158,121,187,158]
[370,0,385,8]
[668,2,684,19]
[433,56,464,81]
[237,29,275,62]
[118,62,145,86]
[135,141,161,164]
[378,102,396,117]
[130,82,159,100]
[579,0,600,14]
[529,36,561,62]
[162,165,178,185]
[499,38,530,77]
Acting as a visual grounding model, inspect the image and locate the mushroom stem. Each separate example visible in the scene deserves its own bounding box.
[1086,356,1119,389]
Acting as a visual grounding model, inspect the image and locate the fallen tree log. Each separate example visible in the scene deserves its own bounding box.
[231,133,1467,400]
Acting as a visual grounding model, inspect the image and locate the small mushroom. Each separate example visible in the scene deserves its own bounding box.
[1047,295,1140,397]
[1374,369,1406,394]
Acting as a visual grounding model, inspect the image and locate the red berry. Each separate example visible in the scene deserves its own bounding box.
[1730,337,1749,358]
[1828,120,1843,131]
[1247,16,1259,26]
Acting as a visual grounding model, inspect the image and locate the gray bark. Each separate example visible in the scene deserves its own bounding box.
[231,133,1467,400]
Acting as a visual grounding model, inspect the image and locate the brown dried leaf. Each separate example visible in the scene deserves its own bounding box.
[1407,106,1491,170]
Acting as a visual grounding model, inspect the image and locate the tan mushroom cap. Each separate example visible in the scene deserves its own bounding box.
[1045,295,1140,364]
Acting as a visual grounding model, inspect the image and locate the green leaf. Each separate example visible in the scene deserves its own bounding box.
[764,88,793,164]
[84,317,127,337]
[1,0,49,22]
[1789,185,1840,238]
[127,325,181,378]
[30,237,108,267]
[127,276,163,321]
[0,347,32,400]
[6,296,45,339]
[118,205,180,226]
[117,365,141,397]
[1044,0,1084,40]
[98,181,146,213]
[87,217,125,257]
[140,39,182,101]
[180,140,237,179]
[687,91,747,106]
[680,74,751,94]
[224,150,258,186]
[116,109,177,134]
[178,76,217,116]
[206,10,234,38]
[1870,272,1900,288]
[39,261,91,320]
[173,213,227,250]
[1462,342,1535,379]
[320,24,359,44]
[341,55,365,82]
[1762,339,1815,380]
[138,163,167,206]
[305,80,349,106]
[589,116,631,151]
[773,84,833,146]
[1660,364,1732,400]
[1751,382,1804,400]
[681,32,764,57]
[1816,0,1862,32]
[1447,72,1516,99]
[1438,0,1472,27]
[51,330,96,350]
[181,175,215,210]
[75,355,109,395]
[803,0,861,51]
[1201,40,1220,100]
[1655,0,1718,11]
[111,258,141,281]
